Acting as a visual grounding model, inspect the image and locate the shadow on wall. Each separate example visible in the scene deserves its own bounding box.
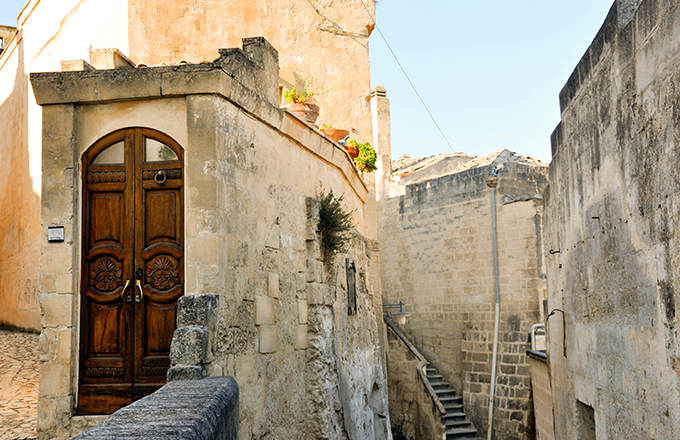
[0,37,42,331]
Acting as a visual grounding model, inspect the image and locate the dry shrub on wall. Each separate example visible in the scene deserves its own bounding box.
[317,190,354,260]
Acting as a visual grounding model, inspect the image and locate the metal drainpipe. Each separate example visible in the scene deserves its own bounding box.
[486,175,501,440]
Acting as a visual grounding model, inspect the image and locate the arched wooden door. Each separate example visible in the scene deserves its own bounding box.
[78,128,184,414]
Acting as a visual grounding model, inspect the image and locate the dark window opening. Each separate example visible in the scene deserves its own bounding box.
[576,400,596,440]
[346,259,357,315]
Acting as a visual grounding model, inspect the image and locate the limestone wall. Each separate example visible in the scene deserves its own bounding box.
[32,40,389,439]
[378,154,547,439]
[545,0,680,438]
[385,323,443,440]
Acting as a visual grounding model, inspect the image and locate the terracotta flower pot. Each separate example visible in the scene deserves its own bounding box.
[347,145,359,160]
[321,128,350,142]
[285,102,320,124]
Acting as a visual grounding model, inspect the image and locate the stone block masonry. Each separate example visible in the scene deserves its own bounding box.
[378,150,548,439]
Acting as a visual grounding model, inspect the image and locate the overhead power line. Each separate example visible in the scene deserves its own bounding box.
[357,0,456,154]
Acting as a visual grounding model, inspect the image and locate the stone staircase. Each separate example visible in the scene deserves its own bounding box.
[425,366,483,440]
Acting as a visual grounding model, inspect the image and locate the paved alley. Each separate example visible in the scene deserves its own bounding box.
[0,330,38,440]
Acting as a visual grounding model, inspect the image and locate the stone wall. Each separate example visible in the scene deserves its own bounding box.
[32,38,389,439]
[73,377,239,440]
[378,151,548,439]
[527,353,554,440]
[545,0,680,438]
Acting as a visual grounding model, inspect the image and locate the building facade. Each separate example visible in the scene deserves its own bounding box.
[0,0,376,332]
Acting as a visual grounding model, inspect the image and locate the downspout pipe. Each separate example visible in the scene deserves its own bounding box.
[486,175,501,440]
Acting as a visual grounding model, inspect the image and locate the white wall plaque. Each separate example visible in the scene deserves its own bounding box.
[48,226,65,243]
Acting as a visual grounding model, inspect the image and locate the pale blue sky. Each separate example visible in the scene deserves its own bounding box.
[0,1,615,163]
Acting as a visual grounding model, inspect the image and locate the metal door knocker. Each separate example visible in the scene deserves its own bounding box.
[154,170,167,185]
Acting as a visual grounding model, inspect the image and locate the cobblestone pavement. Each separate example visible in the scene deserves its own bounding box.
[0,330,39,440]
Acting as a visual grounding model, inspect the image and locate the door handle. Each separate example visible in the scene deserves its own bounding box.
[135,280,144,303]
[121,280,132,303]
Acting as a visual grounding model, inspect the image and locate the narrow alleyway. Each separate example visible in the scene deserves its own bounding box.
[0,330,38,440]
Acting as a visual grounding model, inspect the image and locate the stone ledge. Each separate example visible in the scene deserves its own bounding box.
[72,377,238,440]
[29,39,368,202]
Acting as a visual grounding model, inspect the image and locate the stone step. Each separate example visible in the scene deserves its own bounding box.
[430,381,450,390]
[438,393,461,402]
[444,426,479,438]
[445,419,473,429]
[443,411,467,422]
[427,374,443,382]
[434,388,456,400]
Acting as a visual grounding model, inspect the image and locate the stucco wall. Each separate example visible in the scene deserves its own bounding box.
[545,0,680,438]
[128,0,375,145]
[378,155,547,439]
[0,0,130,330]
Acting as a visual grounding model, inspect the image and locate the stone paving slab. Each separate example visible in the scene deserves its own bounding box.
[0,330,39,440]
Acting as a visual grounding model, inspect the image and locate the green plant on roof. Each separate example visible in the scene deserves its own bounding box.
[349,139,377,173]
[283,73,325,104]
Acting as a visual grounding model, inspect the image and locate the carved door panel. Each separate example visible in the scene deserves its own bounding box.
[78,128,184,414]
[132,128,184,400]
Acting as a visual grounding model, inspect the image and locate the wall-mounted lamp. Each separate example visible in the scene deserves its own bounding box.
[383,301,410,325]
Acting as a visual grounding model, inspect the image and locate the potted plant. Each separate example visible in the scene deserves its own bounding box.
[348,139,377,172]
[320,124,350,143]
[283,74,323,124]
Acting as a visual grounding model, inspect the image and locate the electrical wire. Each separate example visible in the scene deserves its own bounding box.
[357,0,456,153]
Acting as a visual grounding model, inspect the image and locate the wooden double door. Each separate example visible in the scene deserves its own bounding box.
[78,128,184,414]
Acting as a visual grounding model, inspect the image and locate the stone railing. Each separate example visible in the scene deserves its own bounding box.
[72,377,238,440]
[384,315,446,438]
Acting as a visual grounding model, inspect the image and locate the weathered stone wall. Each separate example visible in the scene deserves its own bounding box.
[32,39,389,439]
[545,0,680,438]
[378,152,547,439]
[73,377,239,440]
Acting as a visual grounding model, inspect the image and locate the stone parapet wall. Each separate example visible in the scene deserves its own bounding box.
[72,377,239,440]
[528,352,554,440]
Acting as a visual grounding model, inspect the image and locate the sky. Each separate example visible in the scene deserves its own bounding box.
[0,0,615,163]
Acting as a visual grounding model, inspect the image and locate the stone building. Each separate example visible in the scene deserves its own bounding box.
[373,88,549,439]
[0,0,393,439]
[544,0,680,438]
[0,0,377,333]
